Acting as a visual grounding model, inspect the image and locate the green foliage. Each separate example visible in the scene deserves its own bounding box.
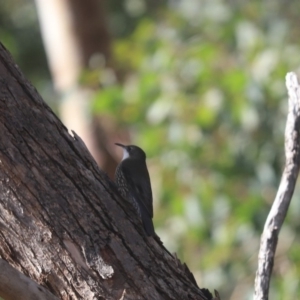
[93,1,300,298]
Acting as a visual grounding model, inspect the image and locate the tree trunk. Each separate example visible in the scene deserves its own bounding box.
[0,43,211,300]
[35,0,120,179]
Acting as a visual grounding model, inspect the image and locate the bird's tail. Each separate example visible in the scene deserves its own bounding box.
[134,194,155,236]
[142,215,155,236]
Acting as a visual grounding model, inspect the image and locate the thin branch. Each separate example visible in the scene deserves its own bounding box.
[254,72,300,299]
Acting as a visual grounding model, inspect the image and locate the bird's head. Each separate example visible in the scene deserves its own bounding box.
[115,143,146,161]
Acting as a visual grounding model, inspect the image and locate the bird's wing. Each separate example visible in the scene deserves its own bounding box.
[121,160,153,218]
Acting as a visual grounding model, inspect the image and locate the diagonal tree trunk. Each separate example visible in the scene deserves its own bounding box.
[0,43,212,300]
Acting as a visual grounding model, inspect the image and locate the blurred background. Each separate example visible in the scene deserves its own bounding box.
[2,0,300,298]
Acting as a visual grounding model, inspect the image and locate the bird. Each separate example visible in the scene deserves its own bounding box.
[114,143,155,236]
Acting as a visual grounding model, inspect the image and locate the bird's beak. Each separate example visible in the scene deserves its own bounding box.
[115,143,129,160]
[115,143,126,148]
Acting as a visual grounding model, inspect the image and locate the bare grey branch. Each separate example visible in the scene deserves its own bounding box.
[254,72,300,300]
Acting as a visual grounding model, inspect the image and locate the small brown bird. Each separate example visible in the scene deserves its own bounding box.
[115,143,155,236]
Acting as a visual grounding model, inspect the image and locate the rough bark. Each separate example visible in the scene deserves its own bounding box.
[0,43,210,299]
[0,259,59,300]
[254,72,300,299]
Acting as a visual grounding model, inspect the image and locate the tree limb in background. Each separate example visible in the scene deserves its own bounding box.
[35,0,120,179]
[254,72,300,300]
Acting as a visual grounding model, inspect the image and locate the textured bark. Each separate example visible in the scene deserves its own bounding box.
[0,43,210,299]
[254,72,300,300]
[0,259,59,300]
